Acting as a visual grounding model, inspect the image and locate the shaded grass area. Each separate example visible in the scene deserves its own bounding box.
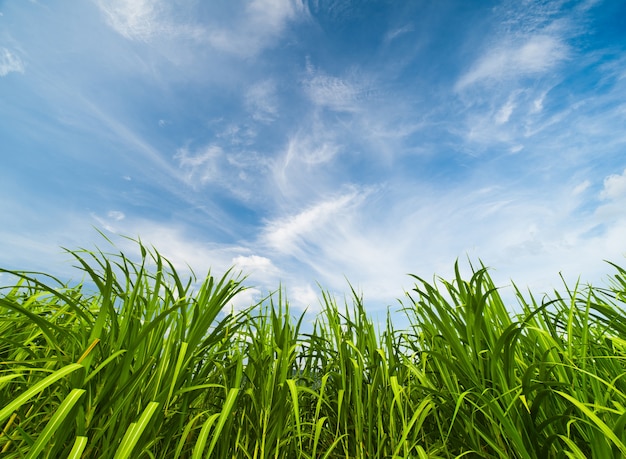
[1,240,626,458]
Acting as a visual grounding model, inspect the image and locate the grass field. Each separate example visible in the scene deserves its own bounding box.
[1,240,626,458]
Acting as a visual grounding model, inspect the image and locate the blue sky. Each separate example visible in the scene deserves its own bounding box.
[1,0,626,313]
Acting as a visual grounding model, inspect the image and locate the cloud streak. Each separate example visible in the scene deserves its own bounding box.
[456,34,569,91]
[601,168,626,201]
[262,190,364,257]
[207,0,309,57]
[304,62,375,112]
[95,0,203,42]
[0,47,24,76]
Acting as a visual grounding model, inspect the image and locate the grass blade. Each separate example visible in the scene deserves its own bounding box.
[26,388,85,459]
[113,401,160,459]
[0,363,83,424]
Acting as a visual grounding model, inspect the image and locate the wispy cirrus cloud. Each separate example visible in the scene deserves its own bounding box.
[282,128,340,168]
[175,145,224,185]
[262,189,364,256]
[91,210,126,232]
[448,9,624,164]
[96,0,160,41]
[245,79,279,123]
[303,62,373,112]
[96,0,308,57]
[0,47,24,76]
[174,138,273,204]
[456,34,569,91]
[258,171,626,308]
[383,24,414,45]
[95,0,203,42]
[207,0,309,57]
[270,122,346,206]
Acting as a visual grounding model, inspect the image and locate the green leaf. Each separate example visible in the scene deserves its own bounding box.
[67,436,88,459]
[26,389,85,459]
[113,401,160,459]
[0,363,84,424]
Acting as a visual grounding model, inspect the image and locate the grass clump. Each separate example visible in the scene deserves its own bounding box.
[1,240,626,458]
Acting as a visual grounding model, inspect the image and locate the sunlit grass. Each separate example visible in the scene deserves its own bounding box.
[1,240,626,457]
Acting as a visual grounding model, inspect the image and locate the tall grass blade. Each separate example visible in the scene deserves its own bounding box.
[113,401,159,459]
[25,388,85,459]
[67,436,88,459]
[0,363,83,424]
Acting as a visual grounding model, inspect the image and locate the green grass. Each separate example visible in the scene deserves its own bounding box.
[1,240,626,458]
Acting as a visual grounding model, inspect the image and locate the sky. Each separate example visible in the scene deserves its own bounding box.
[1,0,626,315]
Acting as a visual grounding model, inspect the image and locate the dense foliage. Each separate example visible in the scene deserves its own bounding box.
[1,241,626,458]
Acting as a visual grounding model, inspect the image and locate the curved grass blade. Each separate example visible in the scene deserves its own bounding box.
[67,436,88,459]
[0,363,84,424]
[113,401,160,459]
[206,388,239,457]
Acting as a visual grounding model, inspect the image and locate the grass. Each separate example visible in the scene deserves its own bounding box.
[1,239,626,458]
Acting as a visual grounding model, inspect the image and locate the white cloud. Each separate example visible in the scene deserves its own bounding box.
[92,193,626,313]
[108,210,126,221]
[245,79,279,123]
[572,180,591,196]
[462,110,515,145]
[91,212,120,232]
[96,0,164,41]
[225,288,263,313]
[456,34,569,90]
[262,191,362,255]
[0,47,24,76]
[304,66,368,112]
[95,0,203,42]
[216,123,258,147]
[531,91,547,113]
[289,283,321,310]
[383,24,413,44]
[232,254,275,271]
[254,166,626,310]
[272,120,345,200]
[247,0,307,33]
[495,98,516,125]
[451,5,602,153]
[173,139,271,203]
[207,0,308,57]
[174,145,223,185]
[232,254,281,285]
[285,132,340,166]
[600,168,626,201]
